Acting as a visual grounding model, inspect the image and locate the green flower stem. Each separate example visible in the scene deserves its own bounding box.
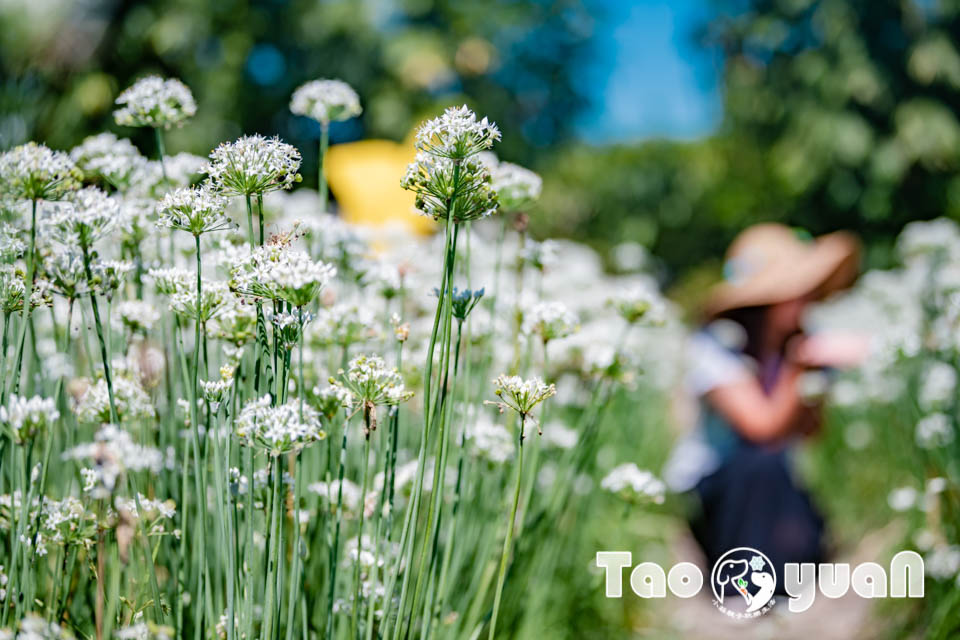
[284,453,304,640]
[245,195,256,248]
[0,312,9,404]
[80,243,119,424]
[488,413,527,640]
[324,413,351,639]
[8,198,37,401]
[389,210,458,640]
[258,194,265,246]
[211,400,237,640]
[242,445,256,640]
[188,234,211,636]
[349,429,372,639]
[284,310,307,640]
[155,127,168,181]
[262,458,284,640]
[428,320,468,631]
[419,319,465,638]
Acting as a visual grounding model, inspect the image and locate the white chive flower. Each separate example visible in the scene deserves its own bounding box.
[230,243,335,307]
[600,463,666,504]
[332,355,413,408]
[611,280,667,325]
[204,135,302,196]
[414,105,501,159]
[169,279,231,324]
[0,395,59,444]
[521,301,578,343]
[490,374,556,420]
[41,187,119,249]
[113,76,197,129]
[116,300,161,333]
[63,424,166,497]
[491,161,542,210]
[0,142,81,202]
[290,79,362,124]
[157,186,234,236]
[73,377,154,424]
[69,133,144,188]
[401,152,498,222]
[234,395,326,456]
[147,267,192,295]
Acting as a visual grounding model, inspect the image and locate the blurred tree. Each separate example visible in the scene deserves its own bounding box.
[707,0,960,246]
[0,0,595,180]
[533,0,960,287]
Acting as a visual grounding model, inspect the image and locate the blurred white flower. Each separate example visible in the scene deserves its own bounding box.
[114,76,197,129]
[0,142,80,202]
[290,79,362,124]
[888,486,918,512]
[915,412,954,448]
[600,463,665,504]
[0,395,59,444]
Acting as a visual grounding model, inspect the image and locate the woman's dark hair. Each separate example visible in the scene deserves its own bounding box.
[721,306,768,361]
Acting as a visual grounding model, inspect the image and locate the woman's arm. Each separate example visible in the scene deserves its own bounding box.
[705,363,809,444]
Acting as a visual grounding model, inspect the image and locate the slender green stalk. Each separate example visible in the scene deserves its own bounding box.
[155,127,168,181]
[262,458,283,640]
[349,429,372,639]
[80,244,119,424]
[488,414,527,640]
[324,417,351,639]
[9,199,37,400]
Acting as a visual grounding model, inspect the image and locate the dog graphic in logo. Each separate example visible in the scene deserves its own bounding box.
[710,547,776,618]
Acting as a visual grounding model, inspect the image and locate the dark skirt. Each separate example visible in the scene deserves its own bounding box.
[691,444,825,591]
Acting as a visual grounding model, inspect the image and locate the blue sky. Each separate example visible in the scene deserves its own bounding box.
[577,0,723,143]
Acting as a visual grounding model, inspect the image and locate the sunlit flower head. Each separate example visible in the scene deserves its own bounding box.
[157,185,234,236]
[401,153,498,222]
[0,223,26,263]
[0,142,80,202]
[113,76,197,129]
[414,105,501,159]
[90,259,133,298]
[490,374,556,419]
[290,79,362,124]
[205,135,302,196]
[12,614,74,640]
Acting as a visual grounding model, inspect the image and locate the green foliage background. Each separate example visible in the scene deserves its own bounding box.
[5,0,960,284]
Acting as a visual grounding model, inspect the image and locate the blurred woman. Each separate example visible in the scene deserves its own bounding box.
[664,223,867,581]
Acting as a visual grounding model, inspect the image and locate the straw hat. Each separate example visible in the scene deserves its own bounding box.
[705,223,860,317]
